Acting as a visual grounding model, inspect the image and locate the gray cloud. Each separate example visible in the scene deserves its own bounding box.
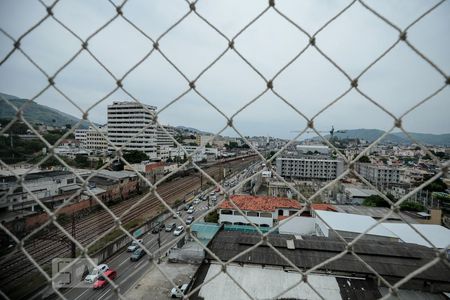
[0,0,449,140]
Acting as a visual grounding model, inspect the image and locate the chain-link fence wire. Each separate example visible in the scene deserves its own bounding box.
[0,0,449,299]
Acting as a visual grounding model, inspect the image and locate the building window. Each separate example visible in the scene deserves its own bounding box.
[221,209,233,215]
[247,211,258,217]
[260,212,272,218]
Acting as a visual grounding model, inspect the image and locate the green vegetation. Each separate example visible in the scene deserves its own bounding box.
[88,218,143,255]
[362,194,395,207]
[423,176,447,193]
[204,210,219,223]
[358,155,371,163]
[399,201,425,212]
[0,135,45,164]
[123,150,149,164]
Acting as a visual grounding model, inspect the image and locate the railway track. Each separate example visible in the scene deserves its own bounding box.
[0,157,256,290]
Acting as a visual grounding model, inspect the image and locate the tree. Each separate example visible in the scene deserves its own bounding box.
[423,176,447,193]
[358,155,371,163]
[96,158,104,169]
[74,155,89,168]
[362,194,395,208]
[204,210,219,223]
[400,201,425,212]
[205,143,212,148]
[123,150,149,164]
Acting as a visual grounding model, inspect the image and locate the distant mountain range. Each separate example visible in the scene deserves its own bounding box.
[0,93,92,128]
[318,129,450,146]
[1,92,448,145]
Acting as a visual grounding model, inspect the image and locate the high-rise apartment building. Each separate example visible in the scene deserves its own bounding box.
[107,101,158,159]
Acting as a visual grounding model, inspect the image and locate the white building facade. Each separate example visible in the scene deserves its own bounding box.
[276,157,344,180]
[107,101,158,159]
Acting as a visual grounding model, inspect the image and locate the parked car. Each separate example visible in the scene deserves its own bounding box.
[127,239,143,252]
[173,226,184,236]
[93,269,117,289]
[165,223,176,232]
[151,222,165,234]
[130,248,146,261]
[186,215,194,225]
[187,207,195,214]
[170,283,189,298]
[193,198,200,205]
[84,264,109,283]
[184,204,191,211]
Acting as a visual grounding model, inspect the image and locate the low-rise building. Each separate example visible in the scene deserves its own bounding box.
[0,171,78,212]
[218,195,302,227]
[356,163,400,186]
[276,157,345,181]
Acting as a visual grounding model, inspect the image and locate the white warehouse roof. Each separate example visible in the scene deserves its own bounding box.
[381,223,450,249]
[315,210,397,238]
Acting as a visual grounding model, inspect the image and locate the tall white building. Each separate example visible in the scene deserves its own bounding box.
[107,101,158,159]
[156,125,177,148]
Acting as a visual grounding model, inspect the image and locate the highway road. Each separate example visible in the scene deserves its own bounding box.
[57,160,261,300]
[61,201,211,300]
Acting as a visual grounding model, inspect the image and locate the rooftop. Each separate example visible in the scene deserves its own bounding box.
[218,195,302,212]
[334,205,418,223]
[0,170,73,183]
[315,210,398,238]
[206,231,450,286]
[381,223,450,249]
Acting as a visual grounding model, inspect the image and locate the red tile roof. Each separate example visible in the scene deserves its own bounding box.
[311,204,337,211]
[219,195,302,212]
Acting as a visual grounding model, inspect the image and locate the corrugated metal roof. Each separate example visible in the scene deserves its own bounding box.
[207,231,450,284]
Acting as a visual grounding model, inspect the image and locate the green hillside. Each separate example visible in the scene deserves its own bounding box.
[0,93,91,128]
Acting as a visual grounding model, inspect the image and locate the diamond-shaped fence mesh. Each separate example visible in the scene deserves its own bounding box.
[0,0,449,299]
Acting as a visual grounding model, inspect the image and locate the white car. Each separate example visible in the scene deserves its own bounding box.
[193,199,200,205]
[170,283,189,298]
[127,239,143,252]
[187,207,195,214]
[84,263,109,283]
[173,226,184,236]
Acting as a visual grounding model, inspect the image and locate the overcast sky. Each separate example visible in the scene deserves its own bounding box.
[0,0,449,140]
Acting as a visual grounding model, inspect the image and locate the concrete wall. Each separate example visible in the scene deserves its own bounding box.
[219,214,273,227]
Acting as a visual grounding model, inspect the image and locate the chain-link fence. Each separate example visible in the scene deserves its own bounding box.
[0,0,449,299]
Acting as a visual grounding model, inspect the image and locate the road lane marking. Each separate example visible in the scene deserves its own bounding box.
[97,289,110,300]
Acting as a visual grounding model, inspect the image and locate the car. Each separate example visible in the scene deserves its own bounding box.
[210,191,215,196]
[93,269,117,289]
[165,223,176,232]
[173,226,184,236]
[130,248,146,261]
[210,195,217,202]
[84,264,109,283]
[187,207,194,214]
[193,198,200,205]
[170,283,189,298]
[184,204,191,211]
[127,239,143,252]
[186,215,194,225]
[151,222,165,234]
